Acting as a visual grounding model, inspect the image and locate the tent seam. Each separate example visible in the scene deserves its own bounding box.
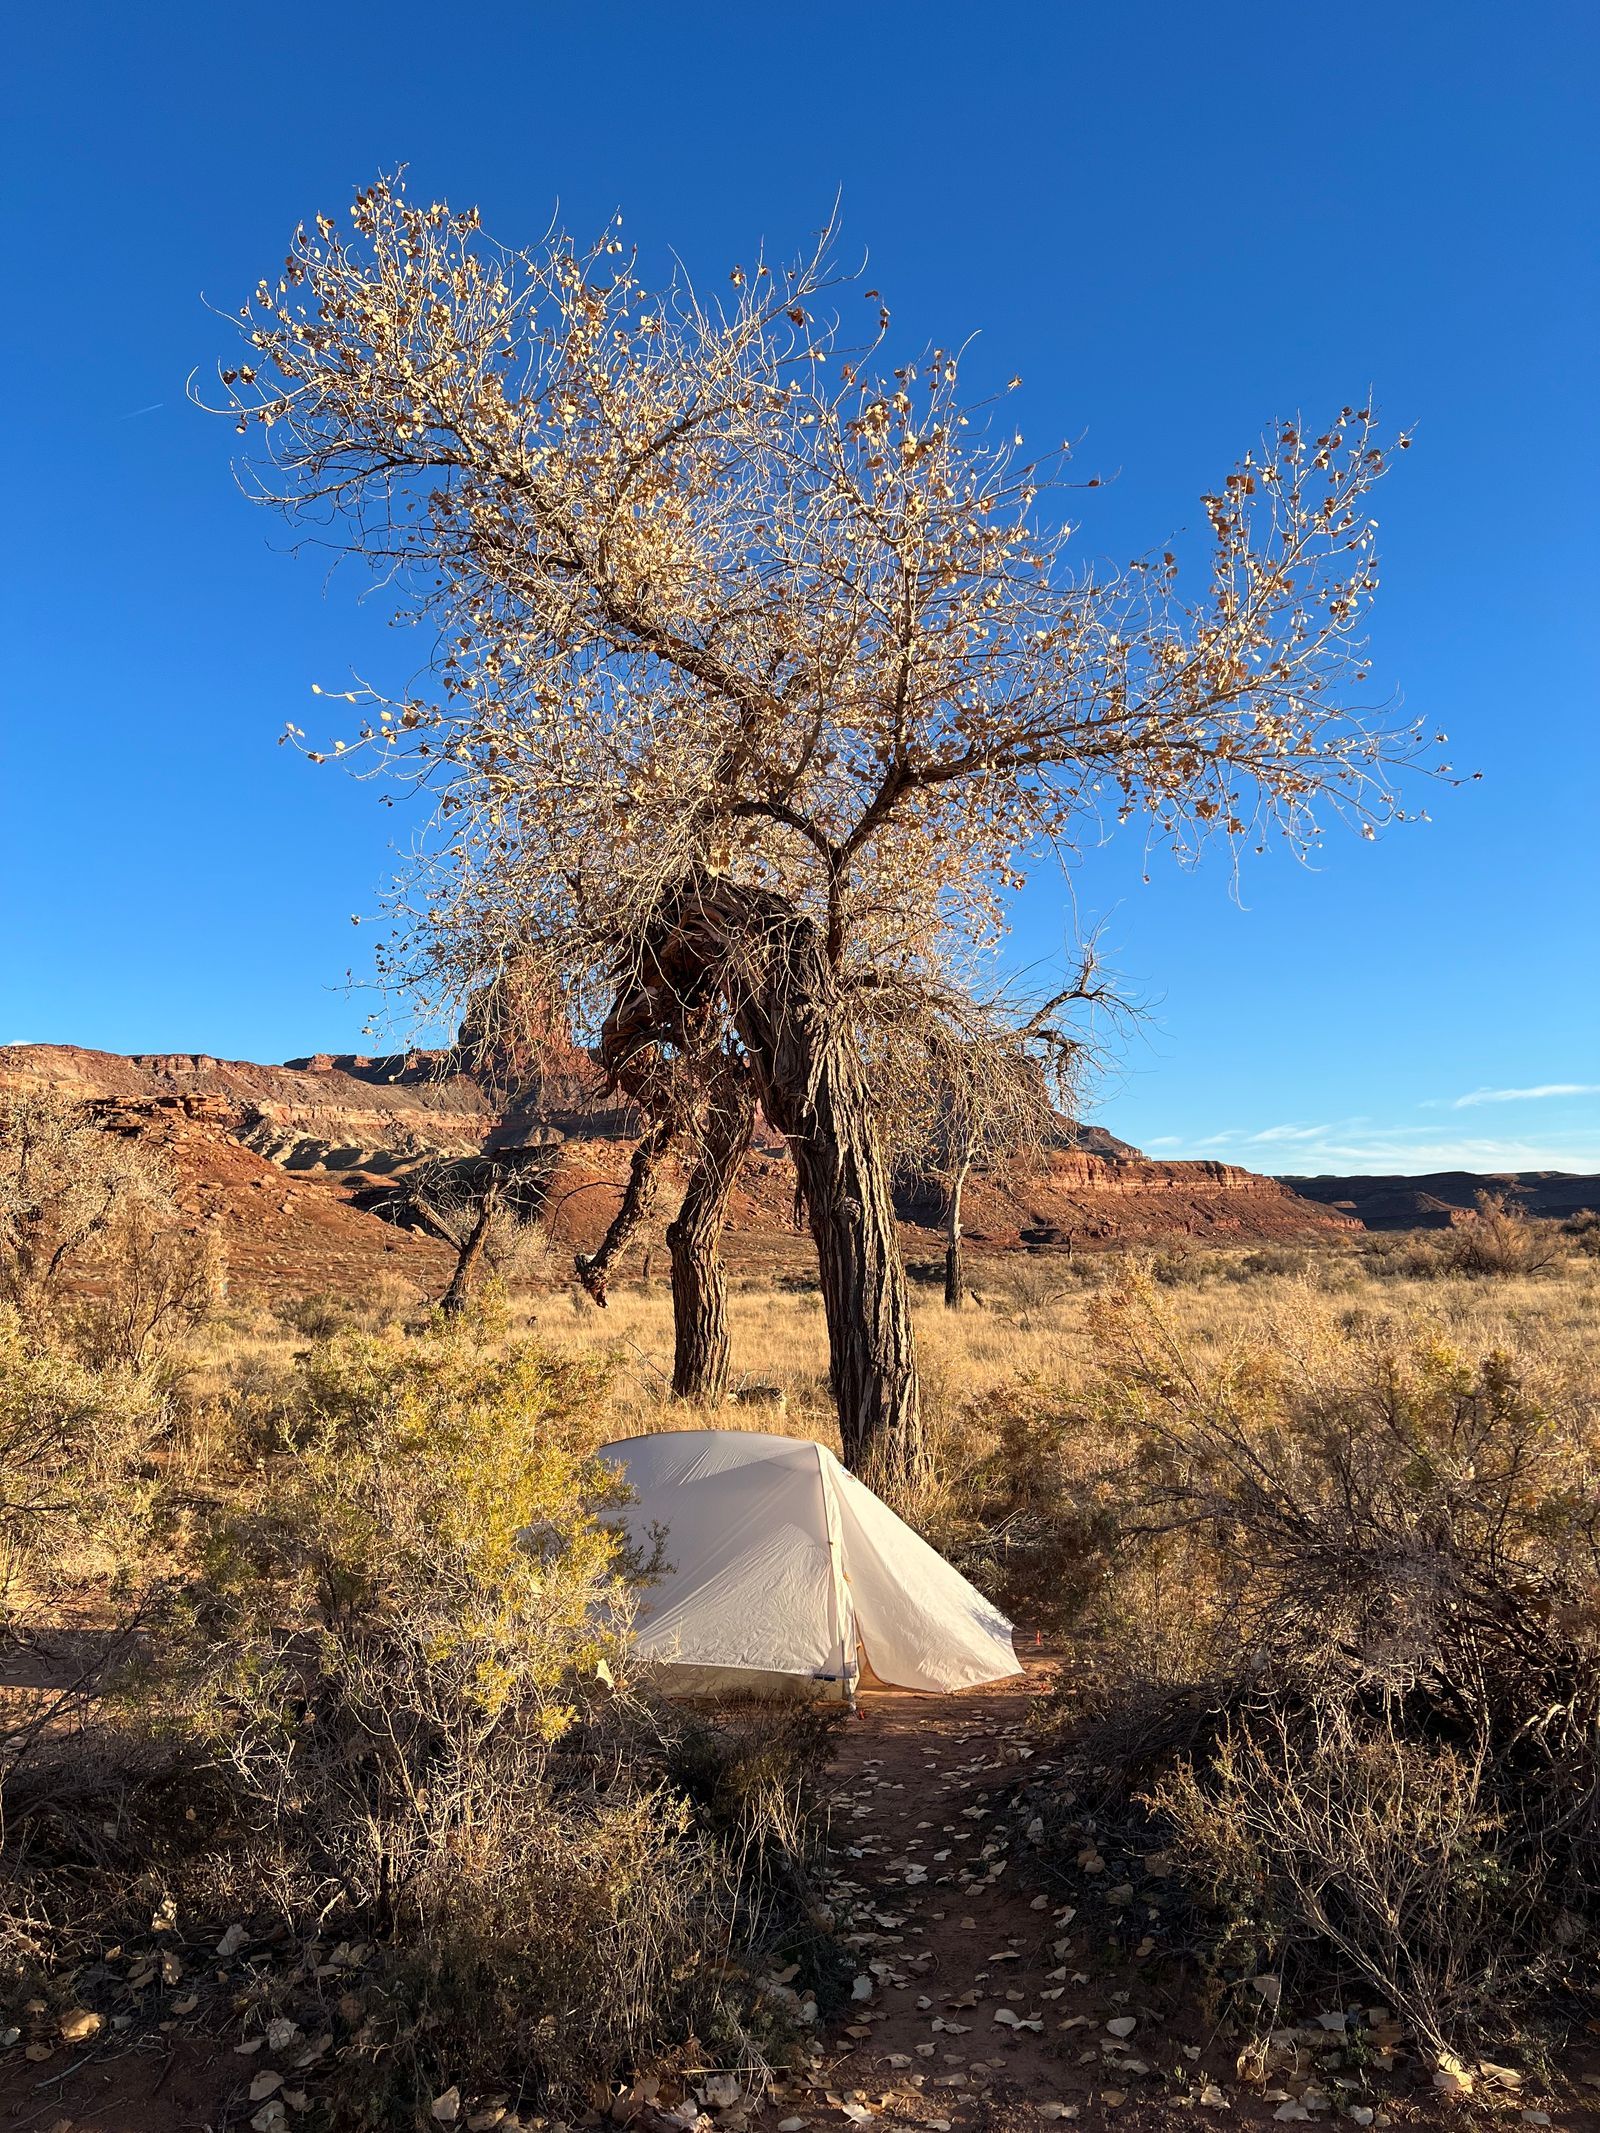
[816,1441,856,1693]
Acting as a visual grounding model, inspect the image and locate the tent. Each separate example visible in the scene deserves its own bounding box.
[597,1429,1022,1699]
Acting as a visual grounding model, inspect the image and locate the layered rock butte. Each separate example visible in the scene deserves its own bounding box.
[0,1042,1358,1305]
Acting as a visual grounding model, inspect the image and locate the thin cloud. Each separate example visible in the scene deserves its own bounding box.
[1448,1083,1600,1110]
[1186,1123,1334,1150]
[1145,1116,1600,1173]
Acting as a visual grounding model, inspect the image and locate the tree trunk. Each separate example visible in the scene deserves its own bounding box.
[576,1118,671,1306]
[668,1059,756,1404]
[944,1155,972,1310]
[729,912,922,1481]
[440,1183,499,1317]
[774,1050,921,1479]
[604,872,924,1481]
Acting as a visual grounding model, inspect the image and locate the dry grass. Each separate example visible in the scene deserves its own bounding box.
[511,1249,1600,1457]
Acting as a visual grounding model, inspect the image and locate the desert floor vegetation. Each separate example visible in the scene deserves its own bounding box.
[1,1214,1598,2126]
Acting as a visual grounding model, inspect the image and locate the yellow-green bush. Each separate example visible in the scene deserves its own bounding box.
[0,1305,169,1612]
[9,1322,840,2124]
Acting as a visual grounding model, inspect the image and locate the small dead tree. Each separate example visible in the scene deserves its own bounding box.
[400,1154,550,1318]
[216,181,1427,1475]
[917,1015,1082,1312]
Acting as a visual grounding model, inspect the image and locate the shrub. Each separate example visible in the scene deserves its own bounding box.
[64,1202,223,1370]
[0,1093,220,1368]
[1363,1192,1568,1281]
[272,1289,356,1339]
[1020,1278,1600,2058]
[45,1325,828,2121]
[892,1377,1127,1633]
[0,1306,169,1614]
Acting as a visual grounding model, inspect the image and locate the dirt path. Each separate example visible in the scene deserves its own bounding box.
[7,1655,1596,2132]
[775,1656,1596,2133]
[799,1657,1093,2129]
[774,1652,1185,2133]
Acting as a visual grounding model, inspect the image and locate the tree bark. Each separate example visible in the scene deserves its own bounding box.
[944,1154,972,1310]
[668,1058,756,1404]
[765,1022,921,1480]
[576,1118,671,1306]
[602,871,924,1481]
[440,1180,500,1317]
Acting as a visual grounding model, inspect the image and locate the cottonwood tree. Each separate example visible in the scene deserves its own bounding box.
[215,179,1426,1476]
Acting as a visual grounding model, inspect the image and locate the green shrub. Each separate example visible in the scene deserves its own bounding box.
[0,1306,169,1612]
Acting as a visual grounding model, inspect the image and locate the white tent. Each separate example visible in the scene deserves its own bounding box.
[597,1429,1022,1698]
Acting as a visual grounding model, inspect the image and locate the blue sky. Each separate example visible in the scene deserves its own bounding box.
[3,1,1596,1174]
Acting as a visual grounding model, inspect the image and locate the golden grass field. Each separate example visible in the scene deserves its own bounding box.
[517,1246,1600,1452]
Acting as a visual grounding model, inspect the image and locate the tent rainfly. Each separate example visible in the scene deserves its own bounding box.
[597,1429,1023,1698]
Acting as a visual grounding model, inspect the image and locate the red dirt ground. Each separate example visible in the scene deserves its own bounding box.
[8,1657,1596,2132]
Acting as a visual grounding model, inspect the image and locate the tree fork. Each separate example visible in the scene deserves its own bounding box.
[621,874,924,1480]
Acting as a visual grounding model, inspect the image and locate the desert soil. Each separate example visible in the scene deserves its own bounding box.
[3,1654,1597,2131]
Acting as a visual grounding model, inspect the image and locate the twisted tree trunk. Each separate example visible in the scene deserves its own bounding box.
[754,989,921,1479]
[605,872,923,1480]
[668,1057,757,1404]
